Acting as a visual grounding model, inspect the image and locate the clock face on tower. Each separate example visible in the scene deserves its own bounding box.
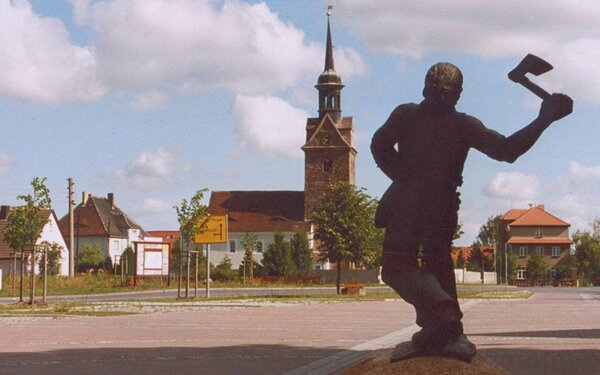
[318,134,331,146]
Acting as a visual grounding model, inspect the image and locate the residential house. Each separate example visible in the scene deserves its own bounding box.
[205,16,354,270]
[58,192,149,265]
[499,205,572,284]
[147,230,180,249]
[0,206,70,276]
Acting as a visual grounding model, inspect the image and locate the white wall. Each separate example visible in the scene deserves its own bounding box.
[36,214,70,276]
[207,231,301,269]
[454,269,498,284]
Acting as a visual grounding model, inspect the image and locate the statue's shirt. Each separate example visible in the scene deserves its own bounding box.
[371,100,545,228]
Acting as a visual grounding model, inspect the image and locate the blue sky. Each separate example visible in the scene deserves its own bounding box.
[1,0,599,245]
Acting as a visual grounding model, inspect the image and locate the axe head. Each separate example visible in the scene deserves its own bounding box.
[508,54,553,83]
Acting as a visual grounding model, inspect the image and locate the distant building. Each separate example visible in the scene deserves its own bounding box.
[207,191,311,267]
[0,206,70,276]
[206,15,354,269]
[499,205,572,283]
[147,230,180,249]
[58,192,149,264]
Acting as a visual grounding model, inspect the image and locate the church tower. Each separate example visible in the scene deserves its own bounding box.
[302,11,356,220]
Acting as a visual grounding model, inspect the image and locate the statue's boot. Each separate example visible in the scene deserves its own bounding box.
[440,334,477,363]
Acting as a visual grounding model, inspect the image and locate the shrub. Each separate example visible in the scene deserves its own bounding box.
[77,244,104,272]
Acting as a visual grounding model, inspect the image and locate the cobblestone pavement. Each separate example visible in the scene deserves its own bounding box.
[0,289,599,374]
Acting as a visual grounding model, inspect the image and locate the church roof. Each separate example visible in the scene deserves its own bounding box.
[317,15,342,86]
[208,191,310,233]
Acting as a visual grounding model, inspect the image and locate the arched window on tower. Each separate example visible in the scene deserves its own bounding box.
[323,160,333,173]
[330,95,336,109]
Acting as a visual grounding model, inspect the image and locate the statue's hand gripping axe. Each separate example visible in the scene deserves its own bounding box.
[508,54,553,100]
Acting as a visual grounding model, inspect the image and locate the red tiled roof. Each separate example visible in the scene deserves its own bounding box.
[507,237,572,245]
[147,230,180,246]
[0,209,54,259]
[502,209,528,221]
[509,206,569,227]
[208,191,310,233]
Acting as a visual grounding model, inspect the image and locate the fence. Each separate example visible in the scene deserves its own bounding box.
[315,269,381,284]
[454,268,497,284]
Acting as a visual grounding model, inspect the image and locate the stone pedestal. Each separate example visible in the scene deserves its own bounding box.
[344,348,510,375]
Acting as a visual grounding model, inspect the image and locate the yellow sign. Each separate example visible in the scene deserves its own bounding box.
[194,215,228,244]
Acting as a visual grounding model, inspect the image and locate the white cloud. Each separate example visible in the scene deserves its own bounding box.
[0,1,366,105]
[231,95,308,157]
[72,0,366,96]
[115,147,180,191]
[549,161,600,231]
[0,153,13,175]
[0,0,104,102]
[126,92,168,111]
[127,198,173,216]
[485,172,539,200]
[338,1,600,102]
[570,161,600,181]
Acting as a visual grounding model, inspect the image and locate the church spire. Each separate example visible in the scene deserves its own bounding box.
[316,6,344,123]
[324,11,335,72]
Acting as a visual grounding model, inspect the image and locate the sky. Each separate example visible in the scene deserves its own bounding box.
[1,0,600,246]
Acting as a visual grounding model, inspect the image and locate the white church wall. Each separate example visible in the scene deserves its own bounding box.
[207,231,301,269]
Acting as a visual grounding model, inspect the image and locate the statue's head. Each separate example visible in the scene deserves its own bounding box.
[423,62,463,110]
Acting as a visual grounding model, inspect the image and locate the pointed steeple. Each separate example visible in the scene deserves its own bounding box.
[316,8,343,122]
[324,15,335,72]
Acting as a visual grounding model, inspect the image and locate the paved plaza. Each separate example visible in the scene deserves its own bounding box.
[0,288,599,374]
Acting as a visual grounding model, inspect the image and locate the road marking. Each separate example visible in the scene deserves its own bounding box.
[579,293,597,301]
[281,300,479,375]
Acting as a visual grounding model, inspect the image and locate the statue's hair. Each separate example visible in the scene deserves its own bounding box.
[425,62,463,89]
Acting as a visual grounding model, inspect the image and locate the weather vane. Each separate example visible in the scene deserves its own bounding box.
[327,5,332,17]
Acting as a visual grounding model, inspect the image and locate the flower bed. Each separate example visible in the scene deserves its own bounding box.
[341,284,366,296]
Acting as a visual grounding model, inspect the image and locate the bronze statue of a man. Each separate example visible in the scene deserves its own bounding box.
[371,62,572,362]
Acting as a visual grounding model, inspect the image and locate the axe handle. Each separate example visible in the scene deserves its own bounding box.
[520,78,551,100]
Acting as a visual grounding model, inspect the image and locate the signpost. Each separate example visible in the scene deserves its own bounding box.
[194,215,228,299]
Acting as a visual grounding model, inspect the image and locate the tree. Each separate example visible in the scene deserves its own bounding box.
[473,215,502,278]
[475,215,501,247]
[456,250,468,269]
[211,255,237,281]
[573,219,600,284]
[174,189,209,254]
[290,231,313,277]
[262,232,294,277]
[240,232,258,282]
[452,223,464,249]
[311,182,382,293]
[506,251,518,281]
[77,244,104,271]
[2,177,52,303]
[526,252,547,285]
[38,242,62,276]
[466,245,494,272]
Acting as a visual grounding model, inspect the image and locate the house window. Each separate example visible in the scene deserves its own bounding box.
[229,240,236,253]
[552,246,560,257]
[519,246,528,257]
[536,246,544,255]
[516,267,527,280]
[535,229,543,238]
[256,240,263,253]
[323,160,333,173]
[550,267,557,279]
